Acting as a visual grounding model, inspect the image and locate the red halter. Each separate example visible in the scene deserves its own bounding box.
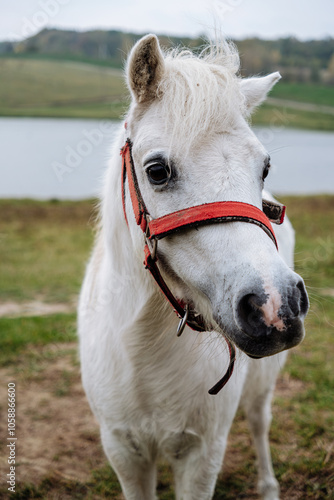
[120,139,285,394]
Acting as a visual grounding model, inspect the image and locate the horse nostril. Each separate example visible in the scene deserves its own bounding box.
[296,280,309,316]
[288,293,300,317]
[237,293,268,338]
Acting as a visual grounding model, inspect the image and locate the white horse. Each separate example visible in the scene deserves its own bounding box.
[78,35,309,500]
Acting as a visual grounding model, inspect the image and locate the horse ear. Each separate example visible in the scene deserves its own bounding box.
[239,72,281,114]
[126,34,165,104]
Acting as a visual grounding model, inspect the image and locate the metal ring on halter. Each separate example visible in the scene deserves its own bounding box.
[144,215,158,261]
[145,213,152,237]
[150,238,158,261]
[177,304,189,337]
[144,234,158,261]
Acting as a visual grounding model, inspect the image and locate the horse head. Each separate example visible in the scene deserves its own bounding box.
[123,34,309,359]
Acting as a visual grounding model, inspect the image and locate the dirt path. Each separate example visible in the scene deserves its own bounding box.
[0,344,106,488]
[267,97,334,115]
[0,300,76,318]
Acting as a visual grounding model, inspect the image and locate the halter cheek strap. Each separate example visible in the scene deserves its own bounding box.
[120,138,285,395]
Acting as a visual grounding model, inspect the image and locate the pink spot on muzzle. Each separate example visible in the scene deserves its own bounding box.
[260,287,286,331]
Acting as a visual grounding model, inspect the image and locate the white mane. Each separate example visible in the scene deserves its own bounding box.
[155,41,245,146]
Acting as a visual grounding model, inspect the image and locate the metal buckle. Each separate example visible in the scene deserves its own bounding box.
[176,304,189,337]
[150,238,158,261]
[144,214,158,261]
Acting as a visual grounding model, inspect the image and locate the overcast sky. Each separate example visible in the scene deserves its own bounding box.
[2,0,333,42]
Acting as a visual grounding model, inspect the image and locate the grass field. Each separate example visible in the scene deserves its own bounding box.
[0,199,95,303]
[253,104,334,131]
[270,82,334,107]
[0,197,333,498]
[1,57,334,129]
[0,58,128,119]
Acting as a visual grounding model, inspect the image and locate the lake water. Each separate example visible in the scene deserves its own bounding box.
[1,117,333,199]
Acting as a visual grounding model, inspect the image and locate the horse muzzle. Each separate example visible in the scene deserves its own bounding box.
[215,275,309,358]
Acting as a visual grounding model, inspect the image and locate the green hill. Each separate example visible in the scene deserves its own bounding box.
[0,58,127,119]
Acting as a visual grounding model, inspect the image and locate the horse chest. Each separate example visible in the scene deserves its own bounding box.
[111,424,203,462]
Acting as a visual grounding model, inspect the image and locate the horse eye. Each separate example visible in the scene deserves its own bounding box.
[146,163,170,185]
[262,162,270,181]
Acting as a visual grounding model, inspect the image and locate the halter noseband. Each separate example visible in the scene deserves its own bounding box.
[120,138,285,394]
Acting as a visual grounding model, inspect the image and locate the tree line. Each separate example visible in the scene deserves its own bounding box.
[1,28,333,84]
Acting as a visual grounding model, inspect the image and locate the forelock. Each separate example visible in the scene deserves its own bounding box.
[156,40,245,148]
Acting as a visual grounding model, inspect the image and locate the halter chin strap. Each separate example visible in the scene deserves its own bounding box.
[120,139,285,394]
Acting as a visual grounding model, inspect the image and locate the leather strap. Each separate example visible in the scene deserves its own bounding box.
[121,140,148,232]
[208,341,236,395]
[147,201,278,249]
[144,244,207,331]
[121,140,207,331]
